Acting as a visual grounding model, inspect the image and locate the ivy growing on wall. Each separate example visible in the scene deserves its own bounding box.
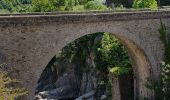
[144,19,170,100]
[159,19,170,100]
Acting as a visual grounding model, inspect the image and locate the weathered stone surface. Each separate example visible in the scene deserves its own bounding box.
[0,11,170,100]
[111,75,121,100]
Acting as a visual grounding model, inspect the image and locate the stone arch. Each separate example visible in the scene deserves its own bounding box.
[0,19,163,100]
[115,35,153,100]
[37,31,154,100]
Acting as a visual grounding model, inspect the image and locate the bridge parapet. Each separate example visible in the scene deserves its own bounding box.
[0,10,170,24]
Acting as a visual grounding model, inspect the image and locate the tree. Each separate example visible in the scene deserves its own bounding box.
[0,0,32,12]
[31,0,58,12]
[31,0,81,12]
[94,33,131,72]
[132,0,158,9]
[65,0,79,11]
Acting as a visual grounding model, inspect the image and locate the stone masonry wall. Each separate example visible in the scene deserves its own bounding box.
[0,11,170,100]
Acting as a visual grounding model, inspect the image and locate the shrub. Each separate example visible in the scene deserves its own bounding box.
[132,0,158,9]
[94,33,131,72]
[84,0,108,10]
[0,0,32,12]
[73,5,85,11]
[0,64,27,100]
[31,0,58,12]
[109,66,131,76]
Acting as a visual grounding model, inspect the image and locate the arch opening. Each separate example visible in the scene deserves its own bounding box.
[34,32,153,100]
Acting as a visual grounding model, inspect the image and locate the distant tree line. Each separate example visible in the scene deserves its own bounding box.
[1,0,170,13]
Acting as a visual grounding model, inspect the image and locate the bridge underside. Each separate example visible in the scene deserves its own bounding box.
[0,11,170,100]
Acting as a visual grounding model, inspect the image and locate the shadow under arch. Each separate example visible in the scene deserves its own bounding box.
[36,32,154,100]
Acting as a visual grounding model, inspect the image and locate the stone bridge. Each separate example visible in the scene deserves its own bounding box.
[0,10,170,100]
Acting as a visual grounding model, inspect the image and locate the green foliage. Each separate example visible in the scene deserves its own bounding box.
[20,0,31,4]
[110,66,130,76]
[161,62,170,100]
[0,0,109,12]
[65,0,79,11]
[159,20,170,63]
[31,0,58,12]
[0,9,10,13]
[0,0,32,12]
[78,0,92,5]
[94,33,131,72]
[115,5,125,10]
[145,19,170,100]
[61,33,101,78]
[61,32,131,77]
[72,5,85,11]
[61,33,99,62]
[158,19,170,100]
[31,0,81,12]
[84,0,108,10]
[60,32,132,99]
[0,64,27,100]
[132,0,158,9]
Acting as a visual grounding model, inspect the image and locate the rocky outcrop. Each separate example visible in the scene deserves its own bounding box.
[35,73,78,99]
[35,53,108,100]
[35,58,79,99]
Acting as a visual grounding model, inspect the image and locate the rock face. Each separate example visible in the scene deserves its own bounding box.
[35,73,78,99]
[35,58,79,99]
[34,57,106,100]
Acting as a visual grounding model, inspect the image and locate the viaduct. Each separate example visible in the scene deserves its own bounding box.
[0,10,170,100]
